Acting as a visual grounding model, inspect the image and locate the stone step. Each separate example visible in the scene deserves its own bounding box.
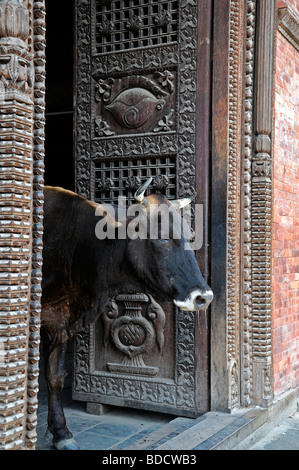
[123,415,206,450]
[156,409,265,450]
[123,408,267,450]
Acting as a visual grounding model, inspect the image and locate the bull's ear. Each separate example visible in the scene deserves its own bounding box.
[171,193,197,210]
[134,177,153,206]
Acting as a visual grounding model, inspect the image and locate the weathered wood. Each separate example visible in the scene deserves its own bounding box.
[210,0,231,412]
[73,0,212,417]
[26,0,46,449]
[194,0,213,414]
[251,0,277,407]
[0,0,45,450]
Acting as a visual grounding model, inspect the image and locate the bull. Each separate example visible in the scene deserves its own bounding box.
[41,179,213,450]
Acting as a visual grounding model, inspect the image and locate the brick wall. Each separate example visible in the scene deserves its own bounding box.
[272,6,299,395]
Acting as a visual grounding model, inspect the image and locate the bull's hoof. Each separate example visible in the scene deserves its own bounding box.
[53,437,80,450]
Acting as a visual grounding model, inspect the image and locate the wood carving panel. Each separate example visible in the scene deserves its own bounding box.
[93,156,176,203]
[96,294,170,378]
[95,0,178,53]
[74,0,207,416]
[93,72,176,136]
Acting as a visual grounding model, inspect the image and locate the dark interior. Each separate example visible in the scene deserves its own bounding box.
[44,0,75,191]
[40,0,75,400]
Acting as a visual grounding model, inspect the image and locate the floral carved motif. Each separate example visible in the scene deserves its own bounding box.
[125,14,144,32]
[154,9,171,27]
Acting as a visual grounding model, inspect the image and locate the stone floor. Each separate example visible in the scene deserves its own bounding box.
[36,347,299,451]
[36,364,248,451]
[36,347,174,451]
[36,381,175,451]
[36,387,299,451]
[249,412,299,450]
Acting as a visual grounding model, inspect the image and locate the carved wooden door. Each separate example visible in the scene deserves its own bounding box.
[73,0,211,416]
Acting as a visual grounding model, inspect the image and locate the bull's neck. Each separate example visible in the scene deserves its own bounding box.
[95,239,144,298]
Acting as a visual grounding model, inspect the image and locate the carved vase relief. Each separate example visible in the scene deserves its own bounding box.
[102,294,166,376]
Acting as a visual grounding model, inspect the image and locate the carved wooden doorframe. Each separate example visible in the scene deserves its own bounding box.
[73,0,212,416]
[210,0,277,411]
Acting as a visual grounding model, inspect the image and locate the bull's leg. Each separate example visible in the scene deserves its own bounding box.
[42,338,79,450]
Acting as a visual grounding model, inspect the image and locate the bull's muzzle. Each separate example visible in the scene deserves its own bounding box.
[173,289,213,312]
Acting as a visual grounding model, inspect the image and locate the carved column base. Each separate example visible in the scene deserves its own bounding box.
[252,359,273,407]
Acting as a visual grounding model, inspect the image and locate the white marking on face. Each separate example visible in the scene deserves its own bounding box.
[174,289,213,311]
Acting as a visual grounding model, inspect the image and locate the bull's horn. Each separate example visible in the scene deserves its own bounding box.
[134,177,152,206]
[171,193,197,210]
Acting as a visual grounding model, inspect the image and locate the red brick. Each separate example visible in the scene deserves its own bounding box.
[273,24,299,397]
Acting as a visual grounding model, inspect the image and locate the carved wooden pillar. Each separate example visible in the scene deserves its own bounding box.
[240,0,256,408]
[26,0,46,448]
[0,0,45,450]
[73,0,277,416]
[211,0,277,411]
[251,0,276,407]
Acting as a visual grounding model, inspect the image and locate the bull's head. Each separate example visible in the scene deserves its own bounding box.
[125,178,213,312]
[135,177,196,210]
